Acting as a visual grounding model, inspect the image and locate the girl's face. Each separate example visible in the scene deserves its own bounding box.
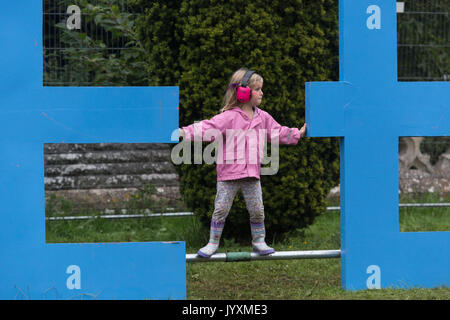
[250,81,263,107]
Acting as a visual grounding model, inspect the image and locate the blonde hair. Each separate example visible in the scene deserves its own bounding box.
[220,68,263,113]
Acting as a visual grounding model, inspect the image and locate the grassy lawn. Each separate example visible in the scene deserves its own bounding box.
[186,207,449,300]
[46,193,450,300]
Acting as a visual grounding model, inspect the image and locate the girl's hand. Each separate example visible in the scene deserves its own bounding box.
[179,128,185,139]
[299,123,307,138]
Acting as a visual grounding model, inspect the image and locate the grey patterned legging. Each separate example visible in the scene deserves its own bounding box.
[212,177,264,224]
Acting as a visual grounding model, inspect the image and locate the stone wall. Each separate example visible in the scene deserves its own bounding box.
[398,137,450,194]
[45,139,449,214]
[329,137,450,197]
[44,143,182,213]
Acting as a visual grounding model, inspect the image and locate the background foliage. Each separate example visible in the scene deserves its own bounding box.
[132,0,340,243]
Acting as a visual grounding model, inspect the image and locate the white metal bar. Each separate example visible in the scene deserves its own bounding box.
[326,203,450,211]
[46,211,194,221]
[186,249,341,263]
[46,202,449,220]
[399,203,450,208]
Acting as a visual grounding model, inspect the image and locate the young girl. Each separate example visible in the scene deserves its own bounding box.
[179,68,306,257]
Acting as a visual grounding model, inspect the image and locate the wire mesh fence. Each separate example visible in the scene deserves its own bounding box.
[43,0,449,85]
[43,0,138,86]
[397,0,449,81]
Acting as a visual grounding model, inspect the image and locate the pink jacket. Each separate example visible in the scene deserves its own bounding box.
[181,107,301,181]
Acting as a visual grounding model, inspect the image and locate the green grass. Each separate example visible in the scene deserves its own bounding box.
[399,193,450,232]
[186,208,449,300]
[46,214,209,247]
[46,193,450,300]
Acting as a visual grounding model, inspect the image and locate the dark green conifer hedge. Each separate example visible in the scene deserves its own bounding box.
[133,0,340,243]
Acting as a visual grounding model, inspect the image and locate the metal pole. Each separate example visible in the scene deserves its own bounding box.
[399,203,450,208]
[46,211,194,221]
[46,203,450,220]
[186,249,341,263]
[326,203,450,211]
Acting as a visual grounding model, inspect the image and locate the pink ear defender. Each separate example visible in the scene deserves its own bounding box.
[236,70,255,103]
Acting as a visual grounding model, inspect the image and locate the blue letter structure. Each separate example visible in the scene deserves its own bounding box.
[306,0,449,290]
[0,2,185,299]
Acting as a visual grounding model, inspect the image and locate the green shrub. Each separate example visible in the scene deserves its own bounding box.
[133,0,340,243]
[420,137,450,165]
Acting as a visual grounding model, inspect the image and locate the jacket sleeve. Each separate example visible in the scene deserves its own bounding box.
[264,113,301,145]
[181,113,227,142]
